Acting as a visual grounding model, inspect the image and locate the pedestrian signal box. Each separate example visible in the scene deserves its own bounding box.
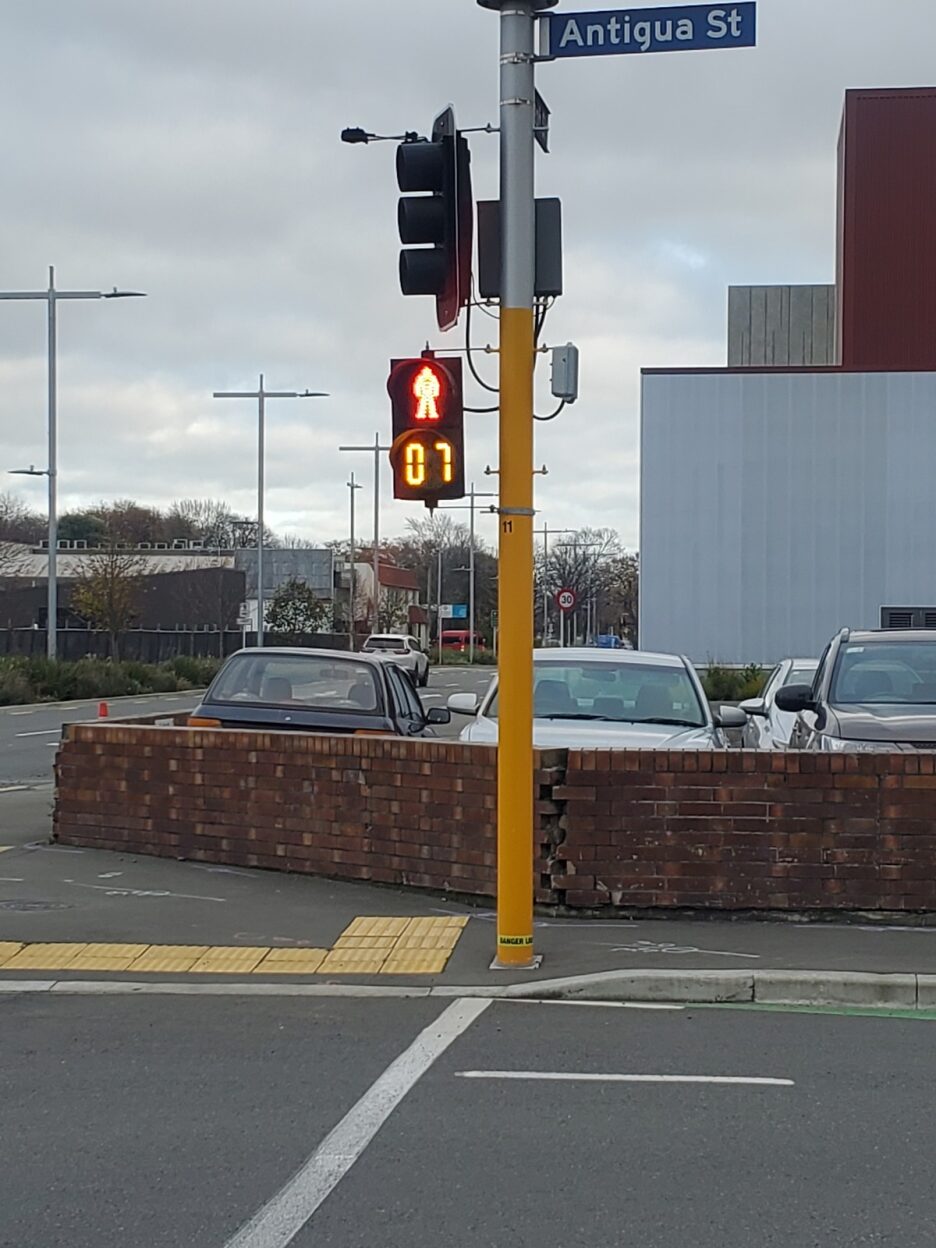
[388,356,465,504]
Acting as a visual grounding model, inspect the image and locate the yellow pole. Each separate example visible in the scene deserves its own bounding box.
[496,304,536,967]
[483,0,557,969]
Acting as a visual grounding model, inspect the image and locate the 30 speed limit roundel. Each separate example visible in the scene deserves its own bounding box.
[556,587,577,613]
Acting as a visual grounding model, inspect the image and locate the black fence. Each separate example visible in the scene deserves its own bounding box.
[0,629,355,663]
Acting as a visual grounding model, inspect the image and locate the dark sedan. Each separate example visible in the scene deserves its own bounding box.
[188,648,449,737]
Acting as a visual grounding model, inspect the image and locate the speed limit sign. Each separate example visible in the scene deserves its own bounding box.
[556,587,577,613]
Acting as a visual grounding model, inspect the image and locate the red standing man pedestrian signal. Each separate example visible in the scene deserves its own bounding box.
[413,365,442,422]
[388,356,465,505]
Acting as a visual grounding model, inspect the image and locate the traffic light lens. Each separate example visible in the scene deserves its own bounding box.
[413,365,443,422]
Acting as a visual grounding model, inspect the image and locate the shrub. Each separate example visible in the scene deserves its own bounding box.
[0,655,222,706]
[701,662,767,703]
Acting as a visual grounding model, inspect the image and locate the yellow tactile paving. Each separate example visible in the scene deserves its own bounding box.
[318,947,390,975]
[81,943,151,960]
[2,942,88,969]
[67,957,137,972]
[189,948,270,974]
[381,950,450,975]
[0,917,469,977]
[127,946,209,974]
[332,935,400,950]
[127,955,203,974]
[394,929,464,951]
[253,948,328,974]
[0,942,25,966]
[339,917,412,939]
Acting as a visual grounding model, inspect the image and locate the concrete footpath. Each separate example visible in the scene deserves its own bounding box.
[4,790,936,1008]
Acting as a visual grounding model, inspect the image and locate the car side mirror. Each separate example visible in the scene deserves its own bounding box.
[774,683,815,713]
[448,693,480,715]
[426,706,451,725]
[714,706,748,730]
[738,697,767,718]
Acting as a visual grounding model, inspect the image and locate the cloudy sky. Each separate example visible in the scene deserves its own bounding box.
[0,0,932,548]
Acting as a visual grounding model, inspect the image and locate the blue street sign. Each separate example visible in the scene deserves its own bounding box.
[451,604,468,620]
[541,4,756,59]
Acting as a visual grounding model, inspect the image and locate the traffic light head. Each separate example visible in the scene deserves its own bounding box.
[396,108,473,332]
[388,356,465,504]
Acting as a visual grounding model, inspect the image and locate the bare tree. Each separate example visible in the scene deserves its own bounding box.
[71,543,145,659]
[0,492,44,545]
[377,588,411,633]
[0,541,29,578]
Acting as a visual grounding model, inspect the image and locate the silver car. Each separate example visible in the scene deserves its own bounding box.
[740,658,819,749]
[448,647,745,749]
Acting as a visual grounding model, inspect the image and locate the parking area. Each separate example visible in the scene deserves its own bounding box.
[3,995,936,1248]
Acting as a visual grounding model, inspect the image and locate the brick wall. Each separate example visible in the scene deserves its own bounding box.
[54,723,564,900]
[553,750,936,913]
[54,727,936,914]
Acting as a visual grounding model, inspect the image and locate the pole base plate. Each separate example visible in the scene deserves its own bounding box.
[489,954,543,972]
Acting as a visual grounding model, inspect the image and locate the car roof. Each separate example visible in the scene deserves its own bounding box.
[532,647,687,668]
[845,631,936,644]
[227,647,386,669]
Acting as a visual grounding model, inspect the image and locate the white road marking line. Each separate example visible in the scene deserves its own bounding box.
[15,729,60,738]
[456,1072,794,1087]
[224,998,491,1248]
[63,879,226,902]
[495,998,684,1012]
[0,877,24,881]
[9,710,34,717]
[0,785,28,794]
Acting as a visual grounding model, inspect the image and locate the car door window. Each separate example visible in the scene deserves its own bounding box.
[386,665,423,732]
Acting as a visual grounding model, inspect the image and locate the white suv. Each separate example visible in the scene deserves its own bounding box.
[362,635,430,687]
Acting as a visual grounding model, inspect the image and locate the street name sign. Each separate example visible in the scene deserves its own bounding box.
[540,3,756,59]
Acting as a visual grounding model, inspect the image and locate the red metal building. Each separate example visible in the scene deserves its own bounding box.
[837,87,936,370]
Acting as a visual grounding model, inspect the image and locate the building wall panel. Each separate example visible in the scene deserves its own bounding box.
[640,370,936,664]
[837,88,936,370]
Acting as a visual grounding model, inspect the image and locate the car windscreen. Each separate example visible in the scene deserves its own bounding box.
[208,654,380,712]
[831,642,936,705]
[785,664,818,687]
[484,660,706,726]
[365,637,406,652]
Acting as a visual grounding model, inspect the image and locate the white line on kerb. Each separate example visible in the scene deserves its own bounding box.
[224,997,491,1248]
[456,1072,794,1087]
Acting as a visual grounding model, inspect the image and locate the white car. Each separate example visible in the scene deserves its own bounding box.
[361,634,430,687]
[740,658,819,749]
[448,647,745,748]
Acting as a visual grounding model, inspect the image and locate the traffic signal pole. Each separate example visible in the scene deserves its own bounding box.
[481,0,556,968]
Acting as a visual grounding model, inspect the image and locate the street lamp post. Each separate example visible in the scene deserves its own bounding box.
[347,471,364,646]
[439,483,497,661]
[213,376,327,646]
[339,435,391,634]
[534,524,576,643]
[3,266,145,659]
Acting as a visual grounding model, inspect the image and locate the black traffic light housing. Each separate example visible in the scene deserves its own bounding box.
[388,355,465,506]
[397,108,473,332]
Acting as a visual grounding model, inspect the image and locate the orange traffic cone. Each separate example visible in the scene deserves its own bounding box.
[98,701,109,719]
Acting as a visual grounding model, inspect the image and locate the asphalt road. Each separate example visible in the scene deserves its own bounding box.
[3,996,934,1248]
[0,665,492,788]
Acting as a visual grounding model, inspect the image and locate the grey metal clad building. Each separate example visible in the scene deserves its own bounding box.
[727,285,837,367]
[639,368,936,664]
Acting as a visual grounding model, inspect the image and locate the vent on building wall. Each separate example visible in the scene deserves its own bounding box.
[880,607,936,629]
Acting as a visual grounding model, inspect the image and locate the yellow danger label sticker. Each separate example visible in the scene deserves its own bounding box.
[498,935,534,947]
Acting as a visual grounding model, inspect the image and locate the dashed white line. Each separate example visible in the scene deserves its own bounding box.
[0,785,28,794]
[15,729,60,738]
[224,998,491,1248]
